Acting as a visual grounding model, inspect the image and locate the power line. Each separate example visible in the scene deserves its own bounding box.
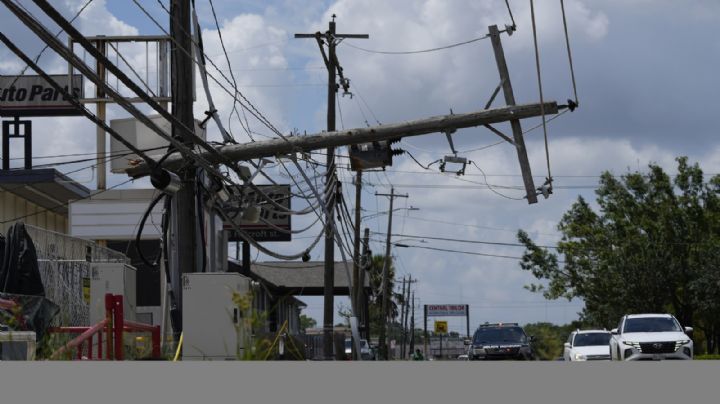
[376,232,559,249]
[342,33,490,55]
[131,0,286,139]
[394,244,525,260]
[0,177,135,225]
[3,0,94,90]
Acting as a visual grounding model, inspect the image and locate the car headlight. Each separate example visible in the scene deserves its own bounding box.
[675,340,690,350]
[623,341,641,349]
[573,353,587,361]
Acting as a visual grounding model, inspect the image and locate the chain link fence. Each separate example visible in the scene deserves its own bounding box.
[26,225,129,326]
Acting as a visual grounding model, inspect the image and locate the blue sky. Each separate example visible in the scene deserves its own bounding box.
[1,0,719,333]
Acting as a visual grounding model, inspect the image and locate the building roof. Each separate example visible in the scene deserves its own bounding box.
[228,260,371,296]
[0,168,90,214]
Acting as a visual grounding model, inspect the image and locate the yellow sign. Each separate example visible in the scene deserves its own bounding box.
[434,321,448,334]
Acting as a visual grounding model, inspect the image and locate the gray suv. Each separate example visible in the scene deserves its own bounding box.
[467,323,535,360]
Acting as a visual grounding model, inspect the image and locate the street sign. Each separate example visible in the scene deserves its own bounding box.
[224,185,292,242]
[434,321,448,334]
[426,304,468,317]
[0,74,84,116]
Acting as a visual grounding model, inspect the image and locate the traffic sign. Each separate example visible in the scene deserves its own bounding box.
[434,321,448,334]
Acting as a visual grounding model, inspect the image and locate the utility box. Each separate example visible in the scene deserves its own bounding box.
[182,272,251,360]
[0,331,36,360]
[89,263,137,325]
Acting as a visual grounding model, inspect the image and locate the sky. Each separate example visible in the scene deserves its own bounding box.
[1,0,719,334]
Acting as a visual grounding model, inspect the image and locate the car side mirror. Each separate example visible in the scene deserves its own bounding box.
[529,335,536,342]
[463,339,471,346]
[563,342,570,348]
[610,328,618,335]
[684,326,693,335]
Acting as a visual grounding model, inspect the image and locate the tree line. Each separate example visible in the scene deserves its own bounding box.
[518,157,720,353]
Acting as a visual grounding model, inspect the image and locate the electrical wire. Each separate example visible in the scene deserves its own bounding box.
[135,192,167,267]
[504,0,517,29]
[404,150,441,170]
[134,0,285,139]
[459,109,569,154]
[560,0,579,106]
[0,178,135,225]
[469,160,525,200]
[207,0,246,142]
[392,244,525,261]
[3,0,94,90]
[342,34,490,55]
[374,232,559,249]
[529,0,552,184]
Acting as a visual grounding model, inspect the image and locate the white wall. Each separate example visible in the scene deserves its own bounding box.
[69,189,163,240]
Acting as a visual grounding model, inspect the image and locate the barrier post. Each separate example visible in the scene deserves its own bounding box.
[113,295,124,360]
[105,293,114,360]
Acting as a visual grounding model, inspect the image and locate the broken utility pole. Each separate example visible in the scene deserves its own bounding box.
[295,15,368,361]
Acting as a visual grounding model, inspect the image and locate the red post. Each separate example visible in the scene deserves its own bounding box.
[98,330,103,360]
[113,295,124,360]
[87,334,93,360]
[76,342,82,359]
[105,293,114,360]
[152,325,161,359]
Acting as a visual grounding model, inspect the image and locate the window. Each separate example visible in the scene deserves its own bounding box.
[473,327,527,344]
[623,317,682,333]
[573,333,611,347]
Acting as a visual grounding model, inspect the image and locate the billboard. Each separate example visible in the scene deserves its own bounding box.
[0,74,84,116]
[426,304,468,317]
[224,184,292,242]
[109,115,206,173]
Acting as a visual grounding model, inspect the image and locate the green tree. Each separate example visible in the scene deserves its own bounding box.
[299,314,317,333]
[518,157,720,352]
[367,254,404,337]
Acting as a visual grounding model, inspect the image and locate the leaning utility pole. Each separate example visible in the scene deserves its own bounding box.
[169,0,198,336]
[488,24,537,203]
[295,15,368,360]
[376,188,408,360]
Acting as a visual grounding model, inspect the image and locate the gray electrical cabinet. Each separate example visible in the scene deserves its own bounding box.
[89,263,137,325]
[182,272,251,360]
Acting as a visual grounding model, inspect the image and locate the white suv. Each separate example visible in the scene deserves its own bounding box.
[563,329,611,361]
[609,314,693,361]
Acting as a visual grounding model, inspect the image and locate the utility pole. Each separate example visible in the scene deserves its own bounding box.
[375,188,408,360]
[409,291,415,356]
[351,171,362,335]
[402,275,415,359]
[488,24,538,204]
[94,38,106,190]
[399,276,407,360]
[295,15,368,361]
[169,0,197,336]
[360,227,370,340]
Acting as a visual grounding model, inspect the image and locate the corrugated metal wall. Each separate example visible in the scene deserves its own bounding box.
[0,190,67,235]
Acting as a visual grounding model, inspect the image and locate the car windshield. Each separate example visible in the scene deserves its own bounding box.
[623,317,682,333]
[573,332,611,347]
[473,327,527,344]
